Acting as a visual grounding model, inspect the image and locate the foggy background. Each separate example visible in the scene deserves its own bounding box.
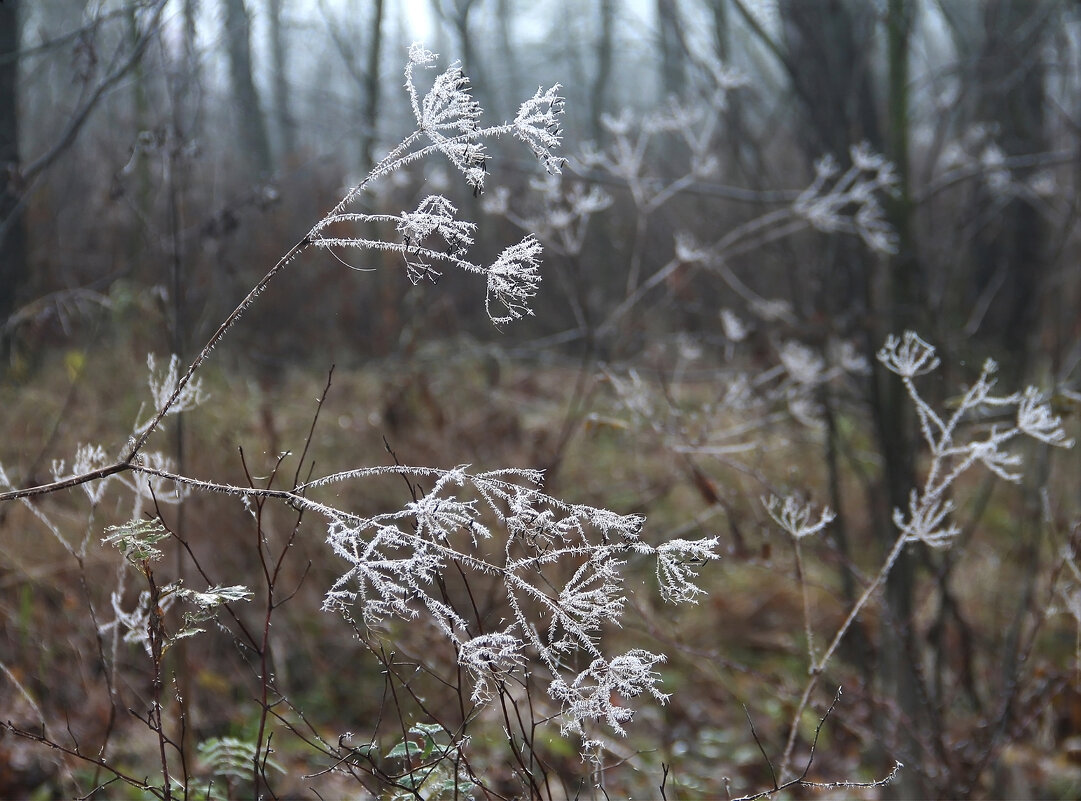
[3,0,1076,375]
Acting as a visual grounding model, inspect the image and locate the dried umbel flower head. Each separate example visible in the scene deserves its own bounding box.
[793,143,900,254]
[486,236,542,324]
[764,495,836,540]
[316,465,718,752]
[877,331,940,378]
[307,45,566,324]
[514,84,566,175]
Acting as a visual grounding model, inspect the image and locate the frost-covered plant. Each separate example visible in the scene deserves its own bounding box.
[306,44,563,324]
[602,329,867,467]
[99,518,254,654]
[935,124,1053,201]
[879,331,1072,548]
[762,331,1073,783]
[3,42,564,492]
[764,495,836,540]
[315,464,718,753]
[559,95,903,342]
[142,353,207,426]
[793,143,900,254]
[485,172,612,259]
[0,44,722,797]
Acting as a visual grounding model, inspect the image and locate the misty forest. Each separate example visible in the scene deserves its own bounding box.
[1,0,1081,798]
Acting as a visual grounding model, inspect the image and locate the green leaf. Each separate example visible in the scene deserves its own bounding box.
[196,736,284,780]
[102,518,170,563]
[386,739,420,760]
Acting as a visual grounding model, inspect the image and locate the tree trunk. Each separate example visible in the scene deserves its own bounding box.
[590,0,615,142]
[0,0,26,352]
[224,0,272,179]
[655,0,685,96]
[779,0,881,156]
[432,0,482,89]
[267,0,296,160]
[970,0,1050,373]
[874,2,923,796]
[177,0,201,136]
[126,4,152,284]
[494,0,521,119]
[359,0,384,174]
[705,0,756,183]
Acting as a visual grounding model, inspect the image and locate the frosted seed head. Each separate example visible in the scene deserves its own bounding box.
[486,236,542,324]
[514,84,566,175]
[764,494,835,539]
[877,331,940,378]
[1017,387,1074,447]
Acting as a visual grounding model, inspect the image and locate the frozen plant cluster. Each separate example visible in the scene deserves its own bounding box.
[754,332,1074,787]
[484,172,613,259]
[316,464,719,753]
[756,332,1072,682]
[763,332,1073,555]
[765,494,836,540]
[878,331,1072,548]
[794,143,900,255]
[307,44,564,324]
[0,44,721,769]
[938,123,1059,201]
[97,518,253,658]
[603,331,869,463]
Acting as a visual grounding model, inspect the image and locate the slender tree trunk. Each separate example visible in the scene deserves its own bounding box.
[590,0,614,142]
[359,0,384,174]
[655,0,685,96]
[706,0,755,182]
[0,0,26,354]
[224,0,272,179]
[779,0,881,318]
[126,5,152,284]
[178,0,201,135]
[970,0,1050,373]
[779,0,881,156]
[267,0,295,160]
[494,0,520,119]
[875,2,923,796]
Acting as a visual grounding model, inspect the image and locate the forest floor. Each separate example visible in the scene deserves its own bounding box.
[2,336,1081,799]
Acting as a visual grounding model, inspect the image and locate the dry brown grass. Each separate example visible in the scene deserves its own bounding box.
[2,335,1080,798]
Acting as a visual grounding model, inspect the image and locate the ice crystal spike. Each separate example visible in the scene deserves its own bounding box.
[514,84,566,175]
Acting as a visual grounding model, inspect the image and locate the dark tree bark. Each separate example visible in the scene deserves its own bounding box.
[359,0,384,174]
[0,0,26,345]
[224,0,272,178]
[590,0,615,141]
[703,0,756,182]
[970,0,1051,368]
[656,0,685,96]
[770,0,887,318]
[432,0,483,93]
[779,0,881,157]
[267,0,296,160]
